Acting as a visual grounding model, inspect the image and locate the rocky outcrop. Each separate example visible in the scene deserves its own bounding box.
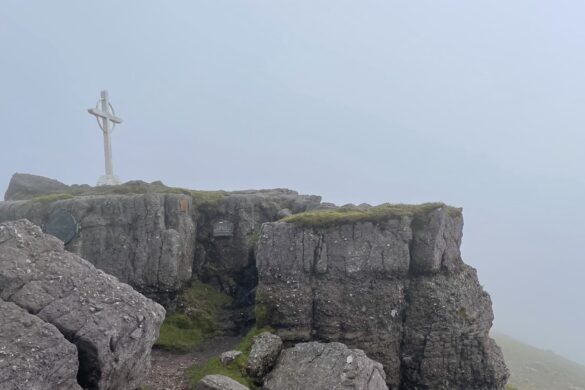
[4,173,70,201]
[196,375,250,390]
[255,205,509,389]
[0,192,195,304]
[0,299,81,390]
[0,219,166,389]
[264,341,388,390]
[0,175,320,308]
[246,332,283,379]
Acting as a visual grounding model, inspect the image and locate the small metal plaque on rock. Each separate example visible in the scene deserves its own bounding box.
[213,221,234,238]
[43,209,79,244]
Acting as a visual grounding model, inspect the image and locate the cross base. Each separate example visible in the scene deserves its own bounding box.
[96,174,121,186]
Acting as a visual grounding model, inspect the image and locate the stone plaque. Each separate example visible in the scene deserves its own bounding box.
[213,221,234,238]
[43,209,79,244]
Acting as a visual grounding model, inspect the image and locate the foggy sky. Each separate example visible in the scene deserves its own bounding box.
[1,1,584,364]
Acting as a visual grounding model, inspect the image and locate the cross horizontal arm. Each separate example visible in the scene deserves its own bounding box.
[87,108,123,124]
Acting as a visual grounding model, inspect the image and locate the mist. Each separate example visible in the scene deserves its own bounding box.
[1,1,584,364]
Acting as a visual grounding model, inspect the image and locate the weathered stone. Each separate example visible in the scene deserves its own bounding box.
[0,299,81,390]
[195,374,250,390]
[219,350,242,366]
[264,341,387,390]
[4,173,69,201]
[0,192,195,304]
[276,208,292,219]
[0,219,166,390]
[255,205,508,389]
[246,332,283,379]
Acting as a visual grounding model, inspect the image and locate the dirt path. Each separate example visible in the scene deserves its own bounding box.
[144,335,241,390]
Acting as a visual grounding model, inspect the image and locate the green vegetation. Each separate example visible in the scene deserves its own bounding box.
[248,230,261,248]
[24,181,228,209]
[26,193,75,204]
[186,326,274,389]
[155,279,232,351]
[493,332,585,390]
[282,202,460,228]
[254,289,274,329]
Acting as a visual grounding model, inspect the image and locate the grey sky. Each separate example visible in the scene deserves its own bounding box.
[1,1,584,363]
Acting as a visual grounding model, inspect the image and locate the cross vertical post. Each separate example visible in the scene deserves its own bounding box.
[88,90,123,186]
[100,90,114,177]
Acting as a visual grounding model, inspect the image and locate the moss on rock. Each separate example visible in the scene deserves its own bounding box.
[22,180,228,210]
[155,279,232,352]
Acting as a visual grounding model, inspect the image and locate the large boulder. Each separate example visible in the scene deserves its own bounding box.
[0,299,81,390]
[264,341,387,390]
[0,219,166,390]
[255,204,509,389]
[0,191,195,304]
[4,173,69,201]
[246,332,283,379]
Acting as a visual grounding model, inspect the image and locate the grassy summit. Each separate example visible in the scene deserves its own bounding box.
[281,202,460,228]
[26,180,227,208]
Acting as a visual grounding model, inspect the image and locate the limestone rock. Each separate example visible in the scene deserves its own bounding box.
[255,205,509,389]
[220,350,242,366]
[0,192,195,304]
[264,341,387,390]
[0,219,166,390]
[246,332,283,379]
[195,375,250,390]
[4,173,69,201]
[0,299,81,390]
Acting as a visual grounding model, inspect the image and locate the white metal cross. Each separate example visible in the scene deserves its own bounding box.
[88,90,123,186]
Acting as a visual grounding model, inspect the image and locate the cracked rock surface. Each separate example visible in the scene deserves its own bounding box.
[0,299,81,390]
[0,219,166,390]
[255,206,509,390]
[246,332,283,379]
[264,341,387,390]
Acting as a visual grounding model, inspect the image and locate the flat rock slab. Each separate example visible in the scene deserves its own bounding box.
[4,173,68,201]
[196,374,250,390]
[0,299,81,390]
[264,341,387,390]
[0,219,166,390]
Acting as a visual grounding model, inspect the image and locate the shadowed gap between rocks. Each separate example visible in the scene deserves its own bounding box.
[74,337,102,390]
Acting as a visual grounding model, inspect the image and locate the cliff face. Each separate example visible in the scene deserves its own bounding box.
[0,192,195,304]
[255,205,508,390]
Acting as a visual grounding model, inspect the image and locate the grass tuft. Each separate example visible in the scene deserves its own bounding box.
[186,326,274,389]
[281,202,460,228]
